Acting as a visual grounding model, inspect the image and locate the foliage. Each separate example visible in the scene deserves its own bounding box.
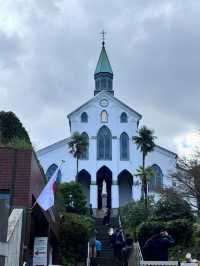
[135,166,155,187]
[166,219,193,246]
[59,212,94,265]
[138,219,193,249]
[154,188,194,221]
[0,111,31,145]
[133,126,156,208]
[171,150,200,215]
[6,137,32,149]
[68,132,88,177]
[56,181,88,215]
[133,126,156,159]
[120,199,154,235]
[137,221,165,247]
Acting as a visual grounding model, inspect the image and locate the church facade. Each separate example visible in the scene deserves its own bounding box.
[37,42,177,211]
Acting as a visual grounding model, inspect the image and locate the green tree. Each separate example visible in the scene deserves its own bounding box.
[56,181,87,215]
[60,213,93,266]
[155,187,193,221]
[133,126,156,208]
[0,111,31,145]
[68,132,88,180]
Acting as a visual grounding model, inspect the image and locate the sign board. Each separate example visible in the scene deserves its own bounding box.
[33,237,48,266]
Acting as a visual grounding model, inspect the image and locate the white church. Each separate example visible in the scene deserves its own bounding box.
[37,40,177,212]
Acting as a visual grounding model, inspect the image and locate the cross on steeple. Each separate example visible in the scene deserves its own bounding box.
[100,30,106,46]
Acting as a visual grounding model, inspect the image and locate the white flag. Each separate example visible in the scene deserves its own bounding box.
[36,167,59,211]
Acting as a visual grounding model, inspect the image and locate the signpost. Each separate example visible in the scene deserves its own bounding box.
[33,237,48,266]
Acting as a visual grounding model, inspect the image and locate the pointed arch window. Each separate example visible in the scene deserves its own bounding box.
[149,164,163,192]
[97,126,112,160]
[120,132,129,160]
[81,112,88,123]
[101,110,108,123]
[46,164,62,183]
[120,112,128,123]
[80,132,89,160]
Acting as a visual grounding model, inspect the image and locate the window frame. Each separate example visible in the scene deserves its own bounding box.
[81,112,88,123]
[80,132,89,160]
[120,132,130,161]
[97,126,112,160]
[120,112,128,123]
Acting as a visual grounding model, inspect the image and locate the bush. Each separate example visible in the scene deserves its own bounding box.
[137,219,193,249]
[166,219,193,246]
[154,188,193,221]
[137,221,165,247]
[120,199,155,236]
[0,111,31,145]
[59,213,94,265]
[56,181,88,215]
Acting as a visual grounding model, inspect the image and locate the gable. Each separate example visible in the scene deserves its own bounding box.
[67,91,142,121]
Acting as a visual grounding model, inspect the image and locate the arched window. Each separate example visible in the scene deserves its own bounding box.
[149,164,163,192]
[120,112,128,123]
[46,164,62,183]
[101,110,108,123]
[120,133,129,160]
[80,132,89,160]
[101,79,106,89]
[97,126,112,160]
[81,112,88,123]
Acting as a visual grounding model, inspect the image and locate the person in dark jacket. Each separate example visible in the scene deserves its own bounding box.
[143,230,175,261]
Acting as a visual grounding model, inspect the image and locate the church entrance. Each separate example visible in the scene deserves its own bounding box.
[118,170,133,207]
[96,166,112,209]
[77,169,91,207]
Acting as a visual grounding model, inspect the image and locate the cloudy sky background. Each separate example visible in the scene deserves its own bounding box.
[0,0,200,155]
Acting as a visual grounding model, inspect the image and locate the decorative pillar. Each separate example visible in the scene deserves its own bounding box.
[90,181,97,208]
[112,180,119,209]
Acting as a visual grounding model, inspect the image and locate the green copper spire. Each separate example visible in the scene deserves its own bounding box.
[94,45,113,75]
[94,37,114,96]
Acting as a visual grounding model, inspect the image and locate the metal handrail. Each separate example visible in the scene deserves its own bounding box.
[86,241,90,266]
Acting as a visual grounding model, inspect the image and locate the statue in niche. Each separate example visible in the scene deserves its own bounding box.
[102,179,107,209]
[102,180,107,195]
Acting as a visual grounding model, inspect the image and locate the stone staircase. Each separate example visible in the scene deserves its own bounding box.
[94,216,121,266]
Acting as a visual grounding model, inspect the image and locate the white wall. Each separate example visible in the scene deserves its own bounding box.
[37,92,177,207]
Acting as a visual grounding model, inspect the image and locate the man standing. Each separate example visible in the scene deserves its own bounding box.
[143,229,175,261]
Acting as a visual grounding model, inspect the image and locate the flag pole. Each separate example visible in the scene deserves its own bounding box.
[30,160,66,211]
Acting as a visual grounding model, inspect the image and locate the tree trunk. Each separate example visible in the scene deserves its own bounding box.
[142,153,148,209]
[75,157,79,182]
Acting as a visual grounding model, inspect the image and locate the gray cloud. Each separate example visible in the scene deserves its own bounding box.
[0,0,199,154]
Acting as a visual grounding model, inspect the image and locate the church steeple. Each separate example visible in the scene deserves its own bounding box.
[94,34,114,96]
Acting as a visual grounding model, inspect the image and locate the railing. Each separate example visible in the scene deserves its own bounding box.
[0,208,23,266]
[86,242,90,266]
[133,242,198,266]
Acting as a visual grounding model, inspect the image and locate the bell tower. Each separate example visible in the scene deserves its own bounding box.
[94,31,114,95]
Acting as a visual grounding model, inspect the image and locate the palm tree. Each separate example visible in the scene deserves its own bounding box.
[133,126,156,208]
[68,132,88,181]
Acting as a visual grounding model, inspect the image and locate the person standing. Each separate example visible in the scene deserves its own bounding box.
[143,229,175,261]
[89,203,94,217]
[89,229,97,258]
[96,239,102,257]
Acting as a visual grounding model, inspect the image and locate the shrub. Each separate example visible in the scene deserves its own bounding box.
[137,221,165,247]
[154,188,193,221]
[166,219,193,246]
[120,199,155,235]
[59,213,94,265]
[0,111,31,145]
[56,181,88,215]
[137,219,193,249]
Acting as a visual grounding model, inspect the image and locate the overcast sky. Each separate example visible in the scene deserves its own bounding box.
[0,0,200,155]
